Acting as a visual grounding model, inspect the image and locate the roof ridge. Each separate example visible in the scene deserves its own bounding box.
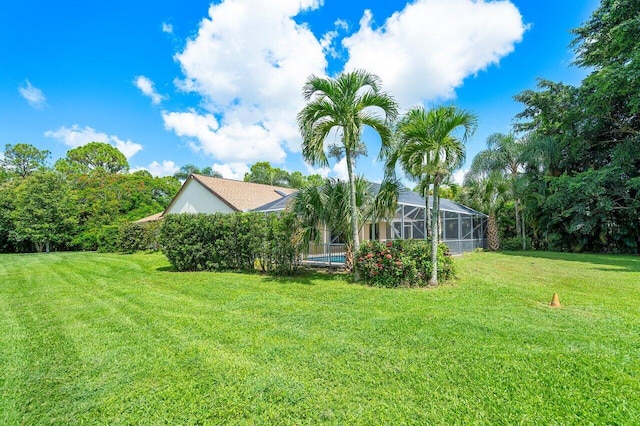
[191,173,294,192]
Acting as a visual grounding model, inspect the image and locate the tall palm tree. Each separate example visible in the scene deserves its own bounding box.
[387,106,477,285]
[297,70,398,257]
[472,132,527,237]
[290,177,398,270]
[461,170,509,251]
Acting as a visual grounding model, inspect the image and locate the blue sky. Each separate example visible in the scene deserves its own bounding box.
[1,0,599,183]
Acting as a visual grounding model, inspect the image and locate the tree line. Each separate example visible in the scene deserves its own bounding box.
[0,142,181,252]
[457,0,639,254]
[0,142,322,253]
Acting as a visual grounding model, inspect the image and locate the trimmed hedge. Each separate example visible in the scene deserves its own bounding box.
[159,212,300,275]
[118,221,162,253]
[354,239,454,287]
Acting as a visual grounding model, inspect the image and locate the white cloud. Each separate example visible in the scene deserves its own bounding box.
[45,125,108,148]
[211,162,250,180]
[332,157,349,181]
[132,160,179,177]
[167,0,327,166]
[112,136,144,159]
[320,19,350,59]
[162,109,286,175]
[18,80,46,109]
[134,75,165,104]
[44,124,143,159]
[162,22,173,34]
[305,163,331,178]
[304,157,348,181]
[342,0,526,107]
[452,168,468,185]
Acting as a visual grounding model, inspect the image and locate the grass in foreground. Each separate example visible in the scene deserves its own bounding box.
[0,250,639,424]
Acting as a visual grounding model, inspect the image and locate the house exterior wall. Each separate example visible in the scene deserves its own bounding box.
[165,179,235,214]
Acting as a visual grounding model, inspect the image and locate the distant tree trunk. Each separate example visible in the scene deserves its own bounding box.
[521,206,526,250]
[45,240,50,253]
[515,198,520,236]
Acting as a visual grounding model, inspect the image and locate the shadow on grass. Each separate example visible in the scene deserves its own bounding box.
[500,250,640,273]
[261,268,351,286]
[154,264,350,285]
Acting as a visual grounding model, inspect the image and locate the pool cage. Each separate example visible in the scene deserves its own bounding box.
[253,186,487,263]
[376,196,487,255]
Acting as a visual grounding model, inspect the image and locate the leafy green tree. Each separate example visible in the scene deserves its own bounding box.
[244,161,289,186]
[55,142,129,175]
[243,162,324,189]
[300,173,325,189]
[173,164,222,181]
[11,171,77,252]
[388,105,477,285]
[69,171,181,249]
[287,171,307,189]
[0,179,17,252]
[298,70,398,256]
[2,143,51,178]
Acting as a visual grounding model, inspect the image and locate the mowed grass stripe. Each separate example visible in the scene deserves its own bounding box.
[0,251,639,424]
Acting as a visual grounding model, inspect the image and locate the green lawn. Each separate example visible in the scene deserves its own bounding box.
[1,251,639,424]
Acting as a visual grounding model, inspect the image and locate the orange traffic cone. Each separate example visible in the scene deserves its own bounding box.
[550,292,561,307]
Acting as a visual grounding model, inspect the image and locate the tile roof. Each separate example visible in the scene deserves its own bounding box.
[191,174,296,211]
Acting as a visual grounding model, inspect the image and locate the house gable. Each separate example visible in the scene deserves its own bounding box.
[165,177,236,214]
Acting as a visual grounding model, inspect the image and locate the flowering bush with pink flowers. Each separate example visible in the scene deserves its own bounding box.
[354,239,454,287]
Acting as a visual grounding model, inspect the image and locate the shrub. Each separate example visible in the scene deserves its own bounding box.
[160,212,300,275]
[72,230,100,251]
[95,225,120,252]
[258,213,300,275]
[118,221,162,253]
[354,240,454,287]
[501,236,525,251]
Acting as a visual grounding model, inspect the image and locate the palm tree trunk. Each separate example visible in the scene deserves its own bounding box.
[487,212,500,251]
[514,198,520,236]
[346,152,359,271]
[429,180,440,286]
[521,205,527,250]
[424,176,431,238]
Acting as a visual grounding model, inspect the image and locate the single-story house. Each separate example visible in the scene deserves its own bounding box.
[137,174,486,256]
[135,173,296,222]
